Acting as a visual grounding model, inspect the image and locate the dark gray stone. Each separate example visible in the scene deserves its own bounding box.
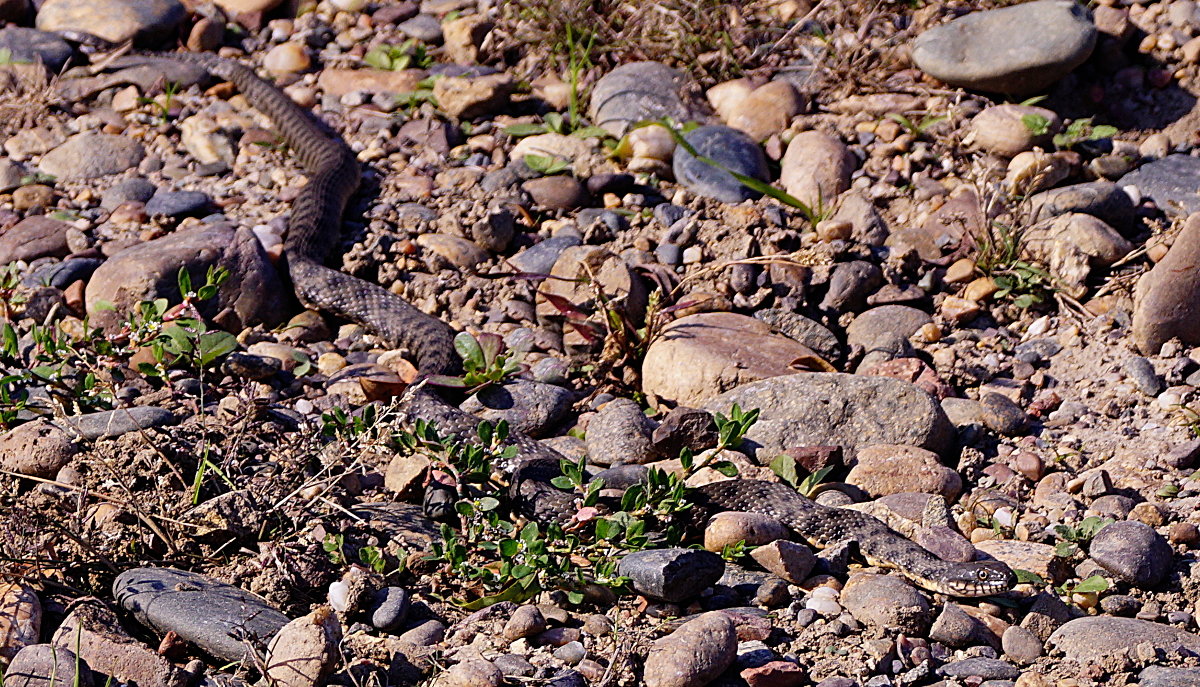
[368,587,410,632]
[223,352,281,380]
[459,380,573,438]
[651,406,718,457]
[936,657,1019,680]
[1048,616,1200,662]
[113,567,289,663]
[1030,181,1136,232]
[1099,593,1141,616]
[841,574,932,635]
[820,260,883,312]
[0,28,72,70]
[25,257,103,290]
[101,177,158,210]
[1139,666,1200,687]
[672,125,769,204]
[585,397,656,465]
[911,0,1097,95]
[617,548,725,602]
[37,133,144,181]
[753,308,842,361]
[145,190,211,218]
[1164,439,1200,469]
[1124,356,1164,396]
[979,393,1027,435]
[4,644,93,687]
[1001,625,1043,664]
[704,372,955,462]
[845,305,932,352]
[397,13,442,42]
[58,406,175,440]
[1120,154,1200,218]
[508,235,582,275]
[1088,520,1172,587]
[590,61,692,137]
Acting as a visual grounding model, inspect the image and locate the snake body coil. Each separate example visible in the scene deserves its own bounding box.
[147,51,1014,598]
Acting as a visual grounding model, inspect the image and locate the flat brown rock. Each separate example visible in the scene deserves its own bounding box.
[643,312,829,406]
[1133,212,1200,354]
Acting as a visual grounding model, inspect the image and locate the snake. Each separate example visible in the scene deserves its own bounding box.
[118,50,1015,598]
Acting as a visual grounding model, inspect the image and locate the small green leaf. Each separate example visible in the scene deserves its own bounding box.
[453,331,486,368]
[1071,575,1110,594]
[478,497,500,512]
[364,48,393,70]
[197,331,238,365]
[1013,568,1046,585]
[769,454,799,487]
[503,123,548,137]
[712,461,739,477]
[550,476,575,489]
[571,126,610,139]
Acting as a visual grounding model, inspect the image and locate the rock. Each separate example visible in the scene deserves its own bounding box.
[1123,356,1164,396]
[1029,181,1136,231]
[861,357,955,400]
[741,661,806,687]
[460,380,572,438]
[830,191,889,246]
[820,261,883,312]
[36,133,145,181]
[508,234,581,275]
[1120,155,1200,218]
[585,397,656,465]
[0,0,28,22]
[434,659,503,687]
[398,13,442,42]
[1140,666,1200,687]
[522,176,588,210]
[432,73,514,119]
[415,233,489,270]
[144,190,211,217]
[888,187,982,262]
[0,215,72,266]
[936,657,1019,681]
[443,14,493,64]
[930,601,1001,648]
[974,540,1069,585]
[652,406,719,457]
[52,601,189,687]
[1088,520,1172,587]
[224,351,281,380]
[1006,150,1073,194]
[4,644,92,687]
[317,68,426,97]
[1020,591,1075,641]
[970,105,1059,157]
[85,223,285,333]
[617,548,725,602]
[705,373,953,462]
[263,42,310,75]
[0,28,72,71]
[101,178,157,210]
[57,406,174,440]
[213,0,281,12]
[114,567,290,663]
[368,587,410,632]
[845,305,931,351]
[753,309,842,361]
[672,125,769,204]
[725,81,805,142]
[0,419,77,479]
[1048,616,1200,662]
[1133,212,1200,354]
[841,573,933,635]
[750,540,816,584]
[1164,439,1200,469]
[0,582,40,663]
[503,605,546,641]
[846,444,961,500]
[779,131,855,210]
[264,607,341,687]
[911,0,1096,94]
[914,526,976,563]
[590,62,692,137]
[979,393,1027,435]
[36,0,186,43]
[1022,213,1131,298]
[1002,625,1043,664]
[644,611,737,687]
[704,512,791,552]
[643,313,829,407]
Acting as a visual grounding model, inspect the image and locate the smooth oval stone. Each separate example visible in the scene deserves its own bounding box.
[911,0,1097,95]
[57,406,175,440]
[1120,154,1200,218]
[114,567,289,663]
[145,190,212,217]
[672,125,769,204]
[1088,520,1172,587]
[508,235,582,275]
[589,61,691,137]
[369,587,411,632]
[0,28,73,70]
[25,258,104,290]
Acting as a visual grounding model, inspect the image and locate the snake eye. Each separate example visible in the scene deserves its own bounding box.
[977,570,989,580]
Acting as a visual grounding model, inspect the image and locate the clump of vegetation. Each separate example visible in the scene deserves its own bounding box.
[425,331,529,393]
[973,221,1056,310]
[364,39,433,71]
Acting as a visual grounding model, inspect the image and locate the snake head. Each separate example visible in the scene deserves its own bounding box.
[941,561,1017,596]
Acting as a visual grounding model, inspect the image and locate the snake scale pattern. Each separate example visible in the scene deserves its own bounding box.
[145,51,1015,597]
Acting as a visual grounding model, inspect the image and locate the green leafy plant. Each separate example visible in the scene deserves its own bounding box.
[364,39,432,71]
[138,81,181,125]
[1012,569,1110,606]
[323,533,347,565]
[974,221,1055,310]
[321,404,380,441]
[18,171,55,186]
[394,76,439,112]
[522,153,571,175]
[713,403,759,449]
[426,331,528,392]
[1053,117,1118,150]
[886,112,947,138]
[502,26,608,141]
[127,266,238,378]
[1052,516,1113,558]
[769,457,836,498]
[1021,113,1051,137]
